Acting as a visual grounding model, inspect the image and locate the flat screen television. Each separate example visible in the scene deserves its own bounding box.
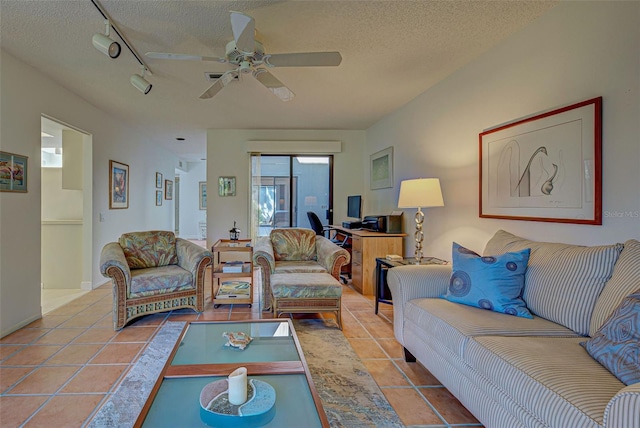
[347,195,362,220]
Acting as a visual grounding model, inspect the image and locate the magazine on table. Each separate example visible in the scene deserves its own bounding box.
[217,281,251,299]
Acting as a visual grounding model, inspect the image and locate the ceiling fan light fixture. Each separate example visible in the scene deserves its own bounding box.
[92,20,121,58]
[131,68,152,94]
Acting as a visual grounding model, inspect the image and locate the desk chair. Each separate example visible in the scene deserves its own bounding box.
[307,211,351,283]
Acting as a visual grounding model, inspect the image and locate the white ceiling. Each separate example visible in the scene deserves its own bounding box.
[1,0,557,161]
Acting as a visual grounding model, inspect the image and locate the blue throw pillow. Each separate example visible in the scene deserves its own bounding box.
[443,242,532,318]
[581,291,640,385]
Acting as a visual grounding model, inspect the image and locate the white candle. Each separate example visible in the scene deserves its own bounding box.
[227,367,248,405]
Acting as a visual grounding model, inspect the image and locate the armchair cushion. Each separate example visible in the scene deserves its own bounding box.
[270,228,317,261]
[129,265,194,298]
[119,230,178,269]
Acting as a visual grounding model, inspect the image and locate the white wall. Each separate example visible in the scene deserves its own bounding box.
[206,130,365,244]
[0,50,178,336]
[365,1,640,260]
[177,160,207,239]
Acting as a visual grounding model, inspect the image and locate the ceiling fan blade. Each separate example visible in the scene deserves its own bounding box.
[264,52,342,68]
[146,52,227,63]
[199,70,238,99]
[253,69,295,102]
[230,11,255,54]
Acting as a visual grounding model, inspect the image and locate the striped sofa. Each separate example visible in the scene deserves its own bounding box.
[388,230,640,428]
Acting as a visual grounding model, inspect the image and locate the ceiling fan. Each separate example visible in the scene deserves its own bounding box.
[145,11,342,101]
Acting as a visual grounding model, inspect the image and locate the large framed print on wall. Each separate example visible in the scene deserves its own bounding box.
[0,151,28,193]
[109,160,129,209]
[479,97,602,225]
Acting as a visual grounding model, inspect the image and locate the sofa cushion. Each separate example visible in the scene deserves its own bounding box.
[590,239,640,335]
[119,230,178,269]
[129,265,193,298]
[444,242,531,318]
[484,230,623,336]
[274,261,328,274]
[270,228,317,261]
[582,291,640,385]
[405,298,578,359]
[465,336,624,427]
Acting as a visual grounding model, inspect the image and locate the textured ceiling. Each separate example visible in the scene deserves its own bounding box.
[1,0,557,160]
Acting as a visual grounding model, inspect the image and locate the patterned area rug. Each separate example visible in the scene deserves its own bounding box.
[89,320,402,427]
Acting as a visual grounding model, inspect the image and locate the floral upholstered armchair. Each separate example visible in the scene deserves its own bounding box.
[100,230,212,330]
[253,228,350,311]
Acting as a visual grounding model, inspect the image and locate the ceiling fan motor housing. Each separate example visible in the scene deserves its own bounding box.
[225,40,264,65]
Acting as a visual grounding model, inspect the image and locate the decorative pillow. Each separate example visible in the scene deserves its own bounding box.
[119,231,178,269]
[443,242,532,318]
[270,228,317,261]
[581,290,640,385]
[484,230,623,336]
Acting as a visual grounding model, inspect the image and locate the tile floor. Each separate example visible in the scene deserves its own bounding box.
[1,270,481,428]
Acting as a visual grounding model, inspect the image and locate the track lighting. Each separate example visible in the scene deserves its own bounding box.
[131,68,152,94]
[92,20,121,58]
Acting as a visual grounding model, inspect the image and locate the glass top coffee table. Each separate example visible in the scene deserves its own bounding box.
[134,320,329,427]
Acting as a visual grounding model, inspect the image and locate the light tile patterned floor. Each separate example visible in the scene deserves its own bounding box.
[1,269,482,427]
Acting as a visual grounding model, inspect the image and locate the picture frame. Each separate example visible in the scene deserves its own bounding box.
[164,179,173,200]
[0,151,28,193]
[370,146,393,189]
[109,160,129,209]
[156,172,162,188]
[218,176,236,197]
[156,190,162,206]
[479,97,602,225]
[199,181,207,210]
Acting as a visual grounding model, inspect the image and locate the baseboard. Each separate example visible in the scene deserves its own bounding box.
[81,281,93,291]
[1,312,41,339]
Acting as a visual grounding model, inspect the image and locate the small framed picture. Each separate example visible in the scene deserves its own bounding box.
[218,176,236,197]
[156,172,162,188]
[165,179,173,200]
[156,190,162,206]
[199,181,207,210]
[109,160,129,209]
[0,151,28,193]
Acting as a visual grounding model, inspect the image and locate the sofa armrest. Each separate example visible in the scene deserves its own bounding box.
[315,236,350,279]
[176,238,213,283]
[604,383,640,428]
[253,236,275,311]
[387,264,452,346]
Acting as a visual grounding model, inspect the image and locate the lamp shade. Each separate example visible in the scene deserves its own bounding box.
[398,178,444,208]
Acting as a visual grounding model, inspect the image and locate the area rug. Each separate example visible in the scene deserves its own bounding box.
[89,320,402,427]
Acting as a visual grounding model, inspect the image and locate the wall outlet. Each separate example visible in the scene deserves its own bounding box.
[99,213,105,222]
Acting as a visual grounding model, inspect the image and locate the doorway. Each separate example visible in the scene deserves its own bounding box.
[41,116,93,313]
[251,155,332,238]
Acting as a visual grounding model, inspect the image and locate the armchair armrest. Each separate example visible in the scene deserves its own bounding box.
[604,383,640,427]
[387,264,452,346]
[100,242,131,286]
[176,238,213,284]
[315,236,350,279]
[253,236,275,311]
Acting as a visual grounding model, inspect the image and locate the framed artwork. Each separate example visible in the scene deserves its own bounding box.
[199,181,207,210]
[479,97,602,225]
[0,151,28,192]
[165,179,173,200]
[218,176,236,197]
[156,172,162,188]
[109,160,129,209]
[370,146,393,189]
[156,190,162,206]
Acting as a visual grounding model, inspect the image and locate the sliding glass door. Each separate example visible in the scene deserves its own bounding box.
[251,155,332,238]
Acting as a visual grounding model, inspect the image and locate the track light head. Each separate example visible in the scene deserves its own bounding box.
[92,21,120,58]
[131,72,152,94]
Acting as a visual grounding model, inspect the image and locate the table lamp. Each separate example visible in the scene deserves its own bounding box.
[397,178,444,264]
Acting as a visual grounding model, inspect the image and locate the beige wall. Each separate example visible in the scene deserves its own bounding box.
[206,129,365,244]
[366,1,640,259]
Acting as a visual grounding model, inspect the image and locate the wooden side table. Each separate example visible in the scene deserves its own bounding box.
[374,257,448,314]
[211,239,253,308]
